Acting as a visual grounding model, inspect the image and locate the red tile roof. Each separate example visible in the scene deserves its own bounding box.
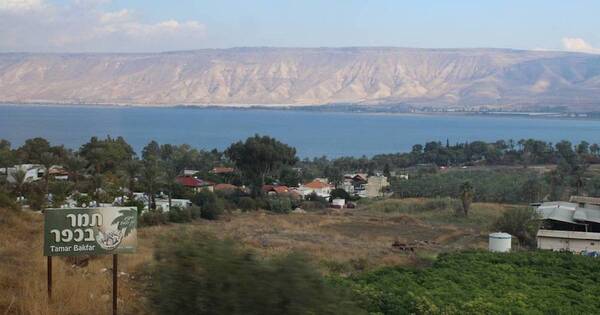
[304,181,330,189]
[262,185,289,194]
[176,176,214,187]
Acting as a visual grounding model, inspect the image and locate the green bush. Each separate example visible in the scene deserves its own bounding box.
[167,206,192,223]
[267,196,292,213]
[493,207,540,247]
[150,230,364,315]
[238,196,257,211]
[193,190,224,220]
[139,209,168,226]
[342,251,600,314]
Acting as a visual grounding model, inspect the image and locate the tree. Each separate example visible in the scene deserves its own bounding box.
[64,154,87,190]
[494,207,541,247]
[330,188,350,201]
[79,136,135,174]
[225,135,298,193]
[521,177,544,203]
[49,181,73,208]
[121,159,141,197]
[39,152,57,193]
[0,139,14,188]
[11,169,27,200]
[140,158,163,210]
[16,137,51,163]
[459,181,474,216]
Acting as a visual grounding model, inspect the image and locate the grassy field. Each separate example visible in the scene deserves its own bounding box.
[0,198,513,314]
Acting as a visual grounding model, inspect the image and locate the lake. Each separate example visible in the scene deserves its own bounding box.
[1,105,599,158]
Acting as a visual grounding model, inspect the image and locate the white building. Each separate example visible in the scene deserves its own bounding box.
[536,198,600,253]
[2,164,45,183]
[299,180,332,198]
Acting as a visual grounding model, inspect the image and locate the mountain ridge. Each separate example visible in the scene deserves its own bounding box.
[1,47,599,111]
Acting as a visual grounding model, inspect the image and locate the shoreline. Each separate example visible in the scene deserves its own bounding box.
[1,102,598,121]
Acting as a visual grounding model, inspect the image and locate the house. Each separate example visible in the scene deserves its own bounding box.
[48,166,69,180]
[341,174,389,198]
[299,180,332,198]
[261,185,302,199]
[2,164,45,183]
[210,167,235,175]
[155,198,193,212]
[176,176,214,192]
[536,199,600,253]
[183,169,199,176]
[364,175,390,198]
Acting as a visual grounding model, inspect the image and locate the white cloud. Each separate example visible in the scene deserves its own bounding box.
[0,0,207,52]
[0,0,44,12]
[562,37,600,54]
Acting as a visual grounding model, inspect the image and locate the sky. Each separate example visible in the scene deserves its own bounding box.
[1,0,599,53]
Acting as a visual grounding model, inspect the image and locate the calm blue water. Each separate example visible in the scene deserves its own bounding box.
[0,105,599,158]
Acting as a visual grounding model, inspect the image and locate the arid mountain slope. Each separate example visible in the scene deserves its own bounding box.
[1,47,600,110]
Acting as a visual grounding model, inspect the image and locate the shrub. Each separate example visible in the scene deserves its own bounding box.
[267,196,292,213]
[238,196,257,211]
[26,183,46,210]
[124,199,145,216]
[139,209,168,226]
[493,207,540,247]
[193,190,224,220]
[74,193,93,207]
[0,189,19,211]
[150,230,365,315]
[330,188,350,201]
[189,205,202,219]
[167,206,192,223]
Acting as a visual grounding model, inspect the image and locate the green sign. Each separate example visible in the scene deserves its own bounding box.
[44,207,137,257]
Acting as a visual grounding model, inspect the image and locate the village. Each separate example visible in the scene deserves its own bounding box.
[4,159,600,256]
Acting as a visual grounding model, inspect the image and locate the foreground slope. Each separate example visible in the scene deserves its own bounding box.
[1,48,600,110]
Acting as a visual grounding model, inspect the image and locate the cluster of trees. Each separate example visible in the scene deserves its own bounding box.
[0,134,312,217]
[340,250,600,314]
[298,139,600,179]
[0,136,231,212]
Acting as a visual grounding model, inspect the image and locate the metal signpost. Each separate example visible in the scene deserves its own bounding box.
[44,207,137,315]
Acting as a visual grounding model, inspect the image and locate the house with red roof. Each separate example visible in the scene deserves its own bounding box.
[176,176,214,193]
[299,180,332,198]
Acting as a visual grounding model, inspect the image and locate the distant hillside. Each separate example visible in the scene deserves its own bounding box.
[1,47,600,111]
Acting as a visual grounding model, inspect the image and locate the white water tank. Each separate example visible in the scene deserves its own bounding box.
[489,232,512,252]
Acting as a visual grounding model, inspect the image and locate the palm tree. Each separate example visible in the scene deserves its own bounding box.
[39,152,56,194]
[459,181,474,217]
[121,160,141,198]
[64,155,87,190]
[140,158,162,210]
[12,169,27,200]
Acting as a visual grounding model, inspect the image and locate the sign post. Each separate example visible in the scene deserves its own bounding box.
[44,207,137,315]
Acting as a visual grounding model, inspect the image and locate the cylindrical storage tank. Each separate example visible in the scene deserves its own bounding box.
[489,232,512,252]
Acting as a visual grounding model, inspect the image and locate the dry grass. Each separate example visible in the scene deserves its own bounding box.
[0,208,151,315]
[0,198,513,313]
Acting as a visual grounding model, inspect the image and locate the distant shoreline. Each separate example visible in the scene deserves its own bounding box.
[1,102,598,121]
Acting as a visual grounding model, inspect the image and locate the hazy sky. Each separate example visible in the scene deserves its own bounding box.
[1,0,599,53]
